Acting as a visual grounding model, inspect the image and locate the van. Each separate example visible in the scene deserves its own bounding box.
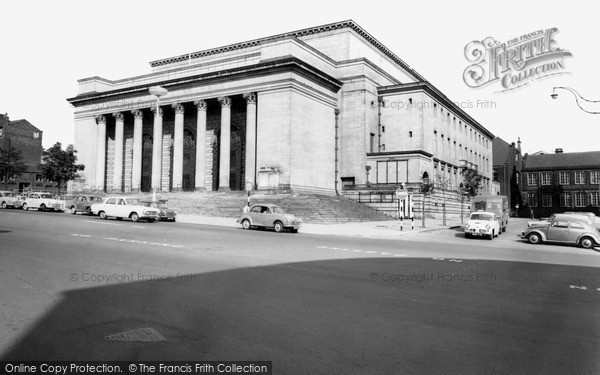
[471,195,509,233]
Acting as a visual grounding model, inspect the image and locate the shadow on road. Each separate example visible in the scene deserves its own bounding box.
[2,258,599,374]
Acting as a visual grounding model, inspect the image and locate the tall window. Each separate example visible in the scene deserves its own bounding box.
[560,193,571,207]
[574,192,586,207]
[574,171,585,184]
[559,172,570,185]
[540,172,551,185]
[370,133,375,153]
[591,171,600,184]
[542,194,552,207]
[591,192,599,207]
[527,193,538,207]
[527,173,538,186]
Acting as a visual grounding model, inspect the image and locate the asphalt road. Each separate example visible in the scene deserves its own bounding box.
[1,209,599,374]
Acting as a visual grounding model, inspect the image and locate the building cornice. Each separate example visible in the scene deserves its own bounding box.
[67,56,343,107]
[367,150,434,158]
[148,20,426,82]
[378,81,495,140]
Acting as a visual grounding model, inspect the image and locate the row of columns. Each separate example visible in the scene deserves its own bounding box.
[94,93,257,192]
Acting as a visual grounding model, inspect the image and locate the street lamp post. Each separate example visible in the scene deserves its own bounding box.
[551,87,600,114]
[551,86,600,215]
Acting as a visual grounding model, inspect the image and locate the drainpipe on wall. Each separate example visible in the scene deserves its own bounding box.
[377,97,382,153]
[334,108,340,196]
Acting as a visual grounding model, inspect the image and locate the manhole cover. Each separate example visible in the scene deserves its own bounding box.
[104,327,166,342]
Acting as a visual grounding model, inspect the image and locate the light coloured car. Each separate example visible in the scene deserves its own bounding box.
[527,213,594,229]
[562,211,600,231]
[0,191,20,209]
[237,204,302,233]
[521,217,600,249]
[67,195,104,215]
[91,197,159,222]
[464,211,500,240]
[22,192,65,212]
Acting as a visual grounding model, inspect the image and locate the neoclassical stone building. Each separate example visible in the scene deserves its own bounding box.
[67,20,493,195]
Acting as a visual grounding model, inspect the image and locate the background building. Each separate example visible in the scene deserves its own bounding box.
[0,113,44,192]
[492,137,523,212]
[521,149,600,217]
[67,20,493,213]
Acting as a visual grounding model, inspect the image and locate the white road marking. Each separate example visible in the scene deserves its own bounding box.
[131,226,146,229]
[364,251,377,254]
[70,234,91,237]
[84,220,120,226]
[380,252,392,255]
[393,254,407,257]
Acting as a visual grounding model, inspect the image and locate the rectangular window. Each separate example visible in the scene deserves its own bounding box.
[527,173,538,186]
[541,194,552,207]
[560,193,571,207]
[540,173,551,185]
[527,193,538,207]
[0,128,3,137]
[370,133,375,153]
[574,171,585,184]
[591,171,600,184]
[591,192,599,207]
[559,172,570,185]
[574,192,586,207]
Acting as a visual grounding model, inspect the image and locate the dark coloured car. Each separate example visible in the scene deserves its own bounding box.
[67,195,104,215]
[142,200,177,222]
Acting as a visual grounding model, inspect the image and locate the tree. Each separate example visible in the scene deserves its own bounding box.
[41,142,85,192]
[0,146,28,190]
[418,177,435,228]
[459,167,482,198]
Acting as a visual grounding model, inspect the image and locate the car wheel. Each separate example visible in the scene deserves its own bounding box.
[130,212,140,222]
[274,221,284,233]
[465,232,471,239]
[242,219,251,230]
[147,218,155,223]
[502,225,507,232]
[290,229,299,233]
[70,205,77,214]
[39,204,46,212]
[527,233,541,245]
[85,207,92,216]
[99,211,107,220]
[488,230,494,240]
[1,202,6,209]
[22,203,28,211]
[580,237,595,249]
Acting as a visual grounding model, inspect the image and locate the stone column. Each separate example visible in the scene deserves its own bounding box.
[113,112,124,192]
[218,96,231,191]
[131,109,143,192]
[151,106,163,191]
[172,103,185,191]
[243,92,257,188]
[95,115,107,191]
[194,100,207,191]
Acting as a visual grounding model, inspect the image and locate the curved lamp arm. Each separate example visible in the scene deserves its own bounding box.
[551,87,600,114]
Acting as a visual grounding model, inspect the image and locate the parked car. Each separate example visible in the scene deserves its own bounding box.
[91,197,159,222]
[67,195,104,215]
[237,204,302,233]
[562,211,600,231]
[464,211,500,240]
[527,213,594,229]
[521,217,600,249]
[22,192,65,212]
[141,200,176,222]
[0,191,20,209]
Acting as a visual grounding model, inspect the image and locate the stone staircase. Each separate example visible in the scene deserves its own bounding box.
[135,191,393,223]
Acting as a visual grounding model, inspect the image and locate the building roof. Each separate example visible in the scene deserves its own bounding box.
[9,119,43,133]
[148,20,427,82]
[523,151,600,170]
[492,137,518,165]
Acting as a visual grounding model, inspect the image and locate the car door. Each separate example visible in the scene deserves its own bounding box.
[103,198,117,215]
[547,220,569,242]
[568,221,586,243]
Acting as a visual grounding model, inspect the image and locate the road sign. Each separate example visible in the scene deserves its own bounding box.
[395,187,408,200]
[245,181,254,192]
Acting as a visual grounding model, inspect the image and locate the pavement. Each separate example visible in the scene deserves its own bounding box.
[176,214,464,238]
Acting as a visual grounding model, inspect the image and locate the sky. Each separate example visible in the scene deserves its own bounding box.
[1,0,598,155]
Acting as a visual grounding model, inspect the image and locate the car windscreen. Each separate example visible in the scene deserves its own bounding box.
[470,214,493,220]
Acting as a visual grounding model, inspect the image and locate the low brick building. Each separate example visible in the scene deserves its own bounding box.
[0,113,44,192]
[521,149,600,217]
